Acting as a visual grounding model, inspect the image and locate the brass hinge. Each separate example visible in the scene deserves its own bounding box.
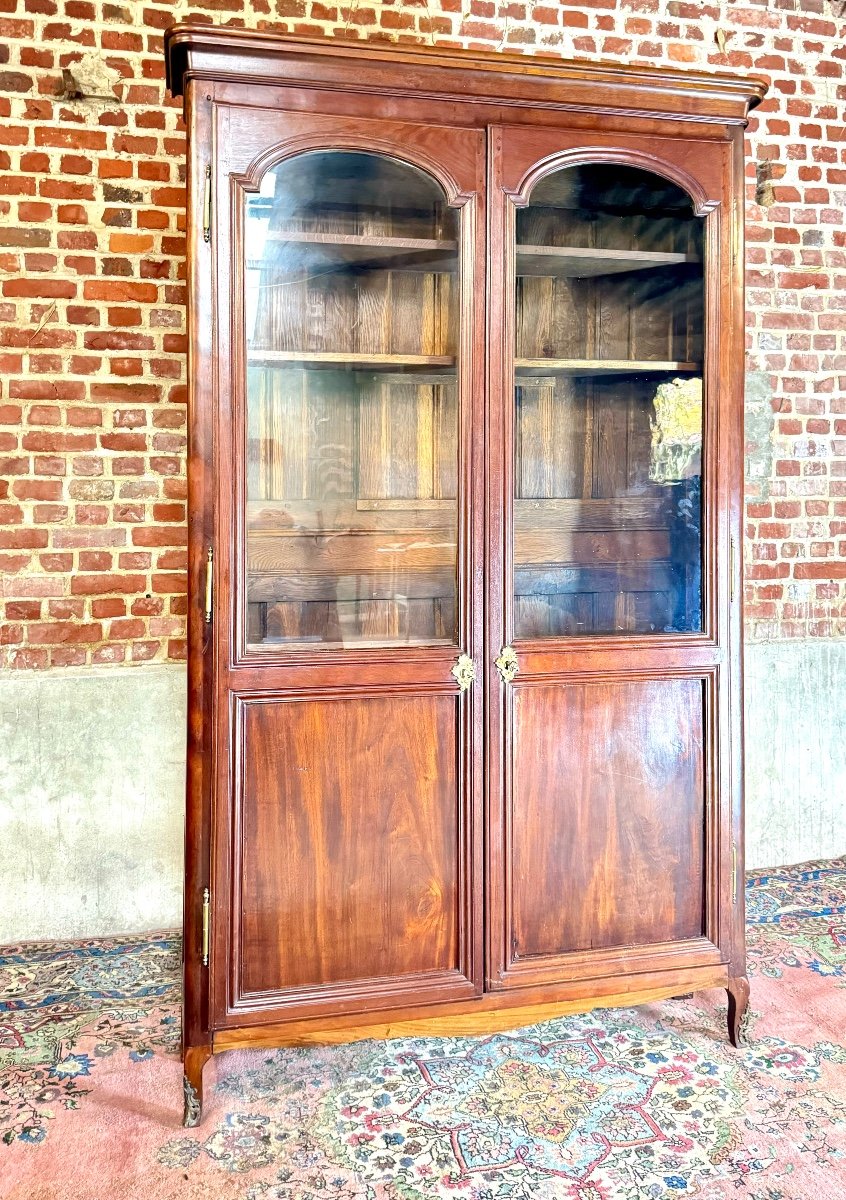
[202,163,212,243]
[731,842,738,906]
[204,546,213,624]
[201,887,210,967]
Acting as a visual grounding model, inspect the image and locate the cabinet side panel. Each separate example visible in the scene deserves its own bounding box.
[183,80,215,1057]
[235,694,459,996]
[511,678,705,958]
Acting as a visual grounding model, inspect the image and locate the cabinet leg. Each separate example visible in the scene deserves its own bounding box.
[183,1044,212,1127]
[726,976,750,1048]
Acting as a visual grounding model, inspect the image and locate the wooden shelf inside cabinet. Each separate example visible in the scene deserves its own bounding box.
[515,359,701,377]
[248,351,456,373]
[514,497,669,531]
[262,231,458,272]
[515,245,700,278]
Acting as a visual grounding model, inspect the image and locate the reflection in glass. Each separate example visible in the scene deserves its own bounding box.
[244,152,460,649]
[512,164,705,638]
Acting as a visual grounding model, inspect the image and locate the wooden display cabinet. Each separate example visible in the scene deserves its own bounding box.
[165,26,766,1125]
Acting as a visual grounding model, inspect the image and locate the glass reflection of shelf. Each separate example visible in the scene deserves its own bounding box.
[248,636,456,651]
[259,231,457,273]
[515,359,701,377]
[248,350,456,373]
[516,245,700,278]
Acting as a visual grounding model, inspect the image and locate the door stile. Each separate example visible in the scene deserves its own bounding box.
[207,104,487,1025]
[485,125,513,991]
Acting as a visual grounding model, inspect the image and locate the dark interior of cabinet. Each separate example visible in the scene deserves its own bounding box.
[244,155,704,648]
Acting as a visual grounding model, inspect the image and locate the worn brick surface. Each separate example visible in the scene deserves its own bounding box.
[0,0,845,665]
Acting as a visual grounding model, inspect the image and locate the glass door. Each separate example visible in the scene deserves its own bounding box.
[243,151,462,651]
[211,109,485,1024]
[512,162,704,638]
[487,127,730,992]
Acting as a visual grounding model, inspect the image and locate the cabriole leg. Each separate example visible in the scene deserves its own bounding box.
[183,1044,212,1127]
[726,976,750,1048]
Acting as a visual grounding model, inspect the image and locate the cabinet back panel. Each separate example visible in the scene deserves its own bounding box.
[513,375,693,635]
[510,678,705,958]
[246,368,459,647]
[235,695,460,997]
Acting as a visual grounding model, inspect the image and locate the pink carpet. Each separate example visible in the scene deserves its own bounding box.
[2,857,845,1199]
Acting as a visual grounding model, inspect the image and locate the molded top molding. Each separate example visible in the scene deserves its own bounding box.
[164,24,768,125]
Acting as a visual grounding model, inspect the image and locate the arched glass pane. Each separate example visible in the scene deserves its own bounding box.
[513,163,704,637]
[244,152,460,649]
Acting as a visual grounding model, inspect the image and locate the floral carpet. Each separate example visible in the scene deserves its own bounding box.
[1,858,845,1200]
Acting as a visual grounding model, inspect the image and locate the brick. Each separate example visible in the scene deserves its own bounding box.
[92,597,125,618]
[6,600,41,620]
[0,456,29,475]
[12,480,61,500]
[99,432,146,451]
[34,127,105,149]
[0,71,34,92]
[82,280,157,302]
[794,562,846,579]
[22,431,96,452]
[108,617,145,638]
[2,278,76,299]
[0,529,49,549]
[70,572,146,595]
[28,621,103,644]
[32,503,68,522]
[92,644,126,664]
[6,648,49,669]
[131,596,162,617]
[132,526,187,547]
[26,404,61,425]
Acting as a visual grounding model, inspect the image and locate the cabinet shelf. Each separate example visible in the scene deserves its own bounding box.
[261,231,457,272]
[249,352,696,378]
[252,236,698,280]
[515,358,700,377]
[248,350,456,373]
[516,245,699,278]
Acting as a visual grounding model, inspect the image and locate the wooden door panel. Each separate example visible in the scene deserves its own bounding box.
[510,678,705,963]
[231,692,469,1011]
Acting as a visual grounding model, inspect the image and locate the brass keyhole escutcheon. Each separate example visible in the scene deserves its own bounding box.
[451,654,476,692]
[495,645,519,685]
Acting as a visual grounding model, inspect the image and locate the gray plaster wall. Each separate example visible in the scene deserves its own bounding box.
[0,647,843,942]
[0,664,185,943]
[744,639,845,869]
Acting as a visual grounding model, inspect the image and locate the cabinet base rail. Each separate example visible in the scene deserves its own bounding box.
[182,966,749,1126]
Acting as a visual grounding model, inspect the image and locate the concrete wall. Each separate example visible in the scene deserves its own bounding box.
[1,647,842,943]
[744,640,846,870]
[0,664,185,942]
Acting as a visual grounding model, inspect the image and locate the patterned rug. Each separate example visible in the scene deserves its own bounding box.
[2,858,845,1199]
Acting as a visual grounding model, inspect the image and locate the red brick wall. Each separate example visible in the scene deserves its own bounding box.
[1,0,845,667]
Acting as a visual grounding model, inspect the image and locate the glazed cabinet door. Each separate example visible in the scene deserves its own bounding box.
[486,125,743,992]
[207,102,485,1025]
